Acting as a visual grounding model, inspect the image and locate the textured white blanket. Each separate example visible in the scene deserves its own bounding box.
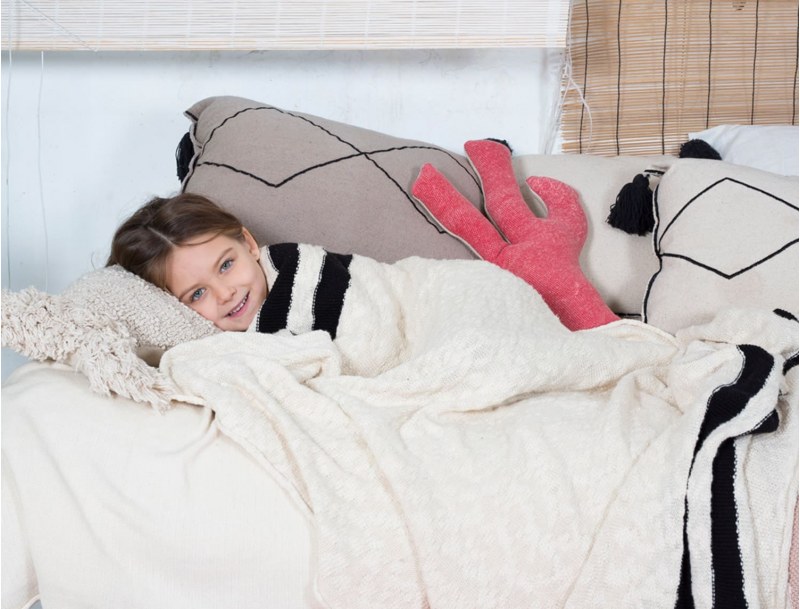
[161,249,798,609]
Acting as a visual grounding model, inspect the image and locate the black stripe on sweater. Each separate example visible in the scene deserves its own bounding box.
[675,344,775,609]
[312,252,352,339]
[256,243,300,334]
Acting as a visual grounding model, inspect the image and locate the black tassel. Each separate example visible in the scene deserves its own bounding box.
[679,139,722,160]
[607,173,655,235]
[175,132,194,182]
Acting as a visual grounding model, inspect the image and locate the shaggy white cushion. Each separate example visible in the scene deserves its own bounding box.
[1,265,217,409]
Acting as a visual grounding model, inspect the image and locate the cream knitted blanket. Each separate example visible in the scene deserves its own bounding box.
[161,249,796,609]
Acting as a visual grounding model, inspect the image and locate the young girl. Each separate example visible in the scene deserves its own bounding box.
[108,193,268,332]
[108,192,364,340]
[109,192,417,376]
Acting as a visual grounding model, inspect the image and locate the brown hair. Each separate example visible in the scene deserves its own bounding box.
[106,193,248,289]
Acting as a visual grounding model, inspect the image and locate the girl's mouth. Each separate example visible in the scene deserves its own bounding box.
[227,293,249,317]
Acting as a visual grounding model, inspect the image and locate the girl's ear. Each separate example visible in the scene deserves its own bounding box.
[242,228,260,259]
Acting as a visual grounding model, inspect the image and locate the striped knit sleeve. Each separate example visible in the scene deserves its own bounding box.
[254,243,352,339]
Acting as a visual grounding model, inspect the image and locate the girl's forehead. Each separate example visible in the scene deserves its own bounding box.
[179,231,232,247]
[166,234,242,284]
[172,234,240,263]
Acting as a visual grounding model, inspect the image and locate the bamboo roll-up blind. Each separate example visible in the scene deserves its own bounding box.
[561,0,799,156]
[0,0,570,51]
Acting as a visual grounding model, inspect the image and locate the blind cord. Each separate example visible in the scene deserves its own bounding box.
[37,50,49,291]
[4,1,14,289]
[3,5,51,292]
[556,4,593,154]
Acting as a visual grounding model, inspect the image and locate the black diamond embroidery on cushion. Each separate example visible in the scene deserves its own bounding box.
[657,177,799,279]
[198,105,476,191]
[194,105,478,232]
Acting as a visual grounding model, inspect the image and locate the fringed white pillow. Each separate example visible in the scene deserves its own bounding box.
[1,265,218,410]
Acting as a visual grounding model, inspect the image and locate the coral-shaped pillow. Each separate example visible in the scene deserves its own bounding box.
[412,140,618,330]
[2,265,218,409]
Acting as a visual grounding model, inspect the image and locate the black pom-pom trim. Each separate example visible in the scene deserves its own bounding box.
[175,132,194,182]
[679,139,722,160]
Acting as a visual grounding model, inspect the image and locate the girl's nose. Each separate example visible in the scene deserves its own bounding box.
[216,284,236,304]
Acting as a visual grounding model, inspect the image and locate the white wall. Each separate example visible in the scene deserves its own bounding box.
[1,48,564,379]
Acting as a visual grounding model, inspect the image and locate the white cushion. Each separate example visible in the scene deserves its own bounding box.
[689,125,799,176]
[643,159,799,333]
[1,362,313,609]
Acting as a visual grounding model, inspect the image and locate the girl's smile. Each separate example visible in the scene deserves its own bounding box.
[164,229,268,331]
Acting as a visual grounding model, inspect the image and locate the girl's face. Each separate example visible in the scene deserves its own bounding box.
[164,229,268,331]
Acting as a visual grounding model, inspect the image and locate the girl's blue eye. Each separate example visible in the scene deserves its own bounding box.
[221,259,233,272]
[190,288,205,302]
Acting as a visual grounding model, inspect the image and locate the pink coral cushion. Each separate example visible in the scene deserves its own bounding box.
[413,140,618,330]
